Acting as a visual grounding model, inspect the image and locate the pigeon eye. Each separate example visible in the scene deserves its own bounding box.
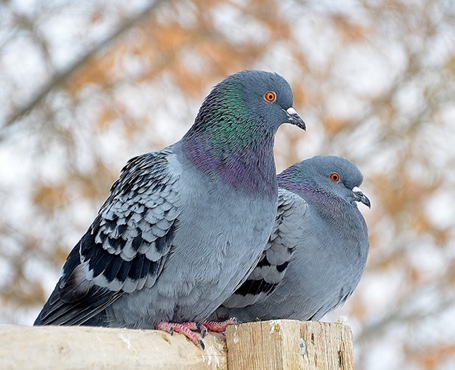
[329,173,340,182]
[264,91,276,102]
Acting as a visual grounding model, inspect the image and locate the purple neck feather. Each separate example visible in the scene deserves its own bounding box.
[182,134,277,197]
[279,179,343,217]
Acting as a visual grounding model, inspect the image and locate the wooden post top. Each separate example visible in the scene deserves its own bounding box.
[0,320,354,370]
[226,320,354,370]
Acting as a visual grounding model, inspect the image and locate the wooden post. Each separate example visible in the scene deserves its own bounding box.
[225,320,354,370]
[0,325,227,370]
[0,321,353,369]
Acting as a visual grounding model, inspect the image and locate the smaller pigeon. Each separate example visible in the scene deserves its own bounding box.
[212,155,370,322]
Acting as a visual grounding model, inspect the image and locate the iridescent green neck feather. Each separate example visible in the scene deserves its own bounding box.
[182,80,277,196]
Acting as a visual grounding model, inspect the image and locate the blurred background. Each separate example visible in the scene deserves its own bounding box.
[0,0,454,368]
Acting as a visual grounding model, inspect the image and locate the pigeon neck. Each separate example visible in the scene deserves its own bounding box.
[182,128,277,197]
[280,180,344,216]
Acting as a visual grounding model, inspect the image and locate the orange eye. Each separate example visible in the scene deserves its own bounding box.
[330,173,340,182]
[264,91,276,102]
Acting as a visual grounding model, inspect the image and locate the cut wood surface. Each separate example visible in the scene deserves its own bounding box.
[0,321,353,370]
[225,320,354,370]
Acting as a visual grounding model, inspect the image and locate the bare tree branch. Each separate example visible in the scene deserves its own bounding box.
[1,0,167,134]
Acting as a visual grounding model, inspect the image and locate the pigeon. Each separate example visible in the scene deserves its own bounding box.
[211,155,370,322]
[34,70,306,347]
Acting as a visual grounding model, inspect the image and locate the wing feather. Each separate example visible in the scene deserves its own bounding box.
[34,149,182,326]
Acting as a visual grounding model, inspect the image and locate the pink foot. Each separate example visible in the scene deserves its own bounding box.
[198,317,238,334]
[156,317,237,349]
[157,321,205,349]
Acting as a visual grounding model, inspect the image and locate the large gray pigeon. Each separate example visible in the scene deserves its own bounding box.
[211,155,370,322]
[34,70,305,347]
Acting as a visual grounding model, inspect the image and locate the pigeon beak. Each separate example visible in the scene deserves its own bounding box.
[352,186,371,208]
[284,107,306,130]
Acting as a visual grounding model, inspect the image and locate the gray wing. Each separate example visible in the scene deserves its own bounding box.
[221,188,308,309]
[34,148,181,326]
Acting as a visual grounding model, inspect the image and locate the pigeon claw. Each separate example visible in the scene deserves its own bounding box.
[156,317,237,349]
[157,321,205,349]
[196,322,208,338]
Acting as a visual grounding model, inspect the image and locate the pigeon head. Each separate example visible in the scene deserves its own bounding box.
[279,156,371,208]
[182,70,305,194]
[188,70,305,138]
[222,70,306,132]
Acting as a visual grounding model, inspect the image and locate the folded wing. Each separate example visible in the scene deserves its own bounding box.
[34,149,181,326]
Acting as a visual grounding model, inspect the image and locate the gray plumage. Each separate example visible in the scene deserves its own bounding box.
[212,155,370,322]
[34,70,305,329]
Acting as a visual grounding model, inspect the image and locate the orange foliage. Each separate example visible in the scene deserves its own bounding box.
[32,184,67,215]
[67,54,117,96]
[405,344,455,370]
